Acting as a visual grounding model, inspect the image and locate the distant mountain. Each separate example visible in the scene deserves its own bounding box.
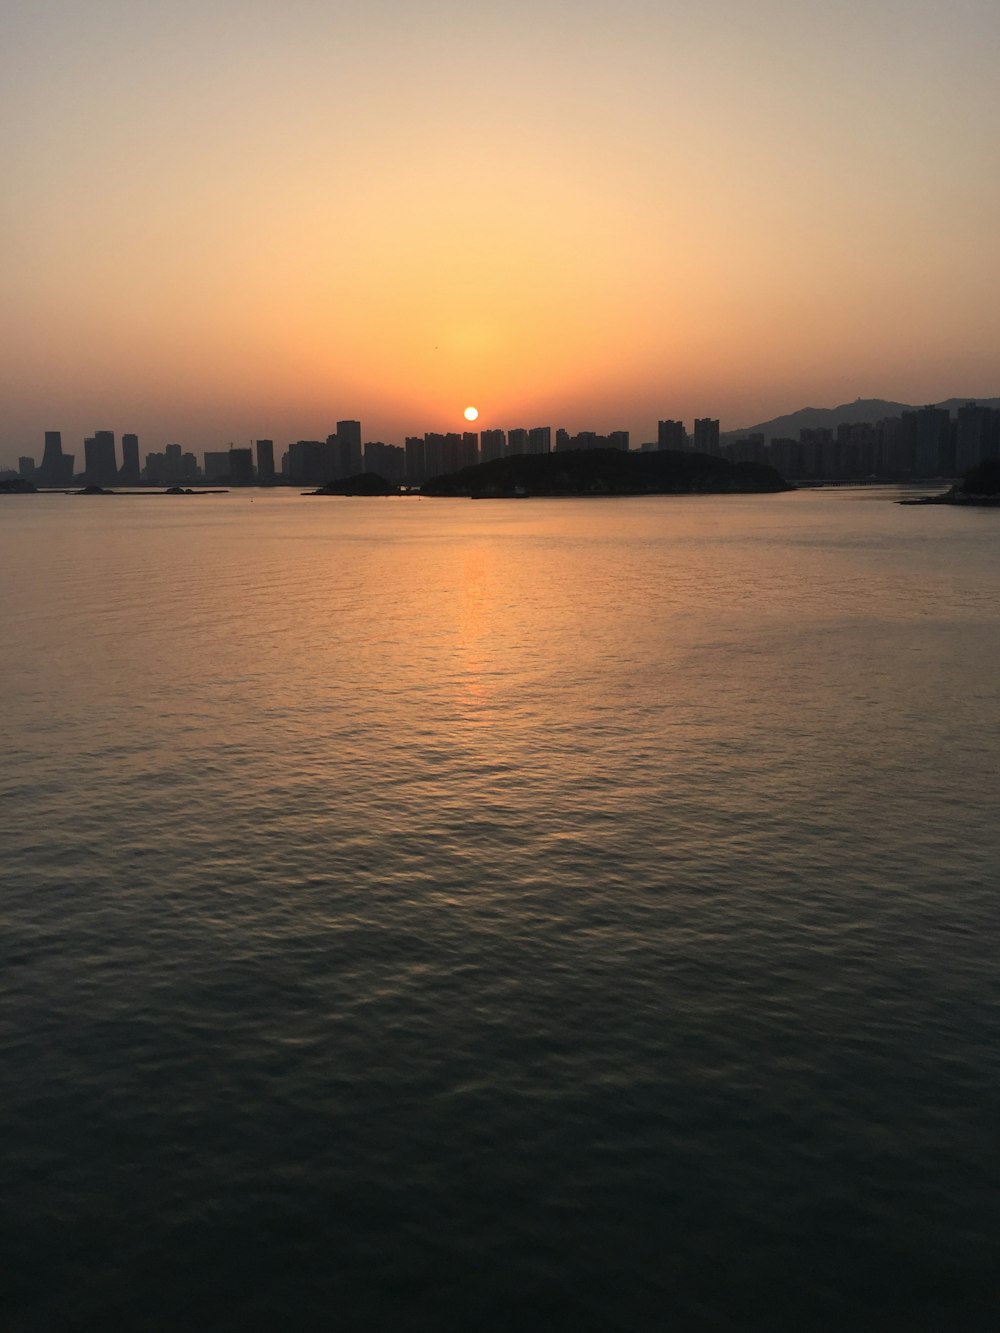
[724,397,1000,444]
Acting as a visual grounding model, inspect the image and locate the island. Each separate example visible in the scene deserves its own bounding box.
[305,473,396,496]
[419,448,792,498]
[900,458,1000,506]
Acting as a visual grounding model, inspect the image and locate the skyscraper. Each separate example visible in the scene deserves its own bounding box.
[120,434,141,485]
[657,420,687,451]
[460,431,479,469]
[39,431,74,486]
[256,439,275,484]
[480,429,505,463]
[913,406,950,477]
[693,419,720,455]
[204,450,232,481]
[84,431,118,485]
[228,448,254,483]
[955,403,996,474]
[405,436,426,483]
[336,420,362,476]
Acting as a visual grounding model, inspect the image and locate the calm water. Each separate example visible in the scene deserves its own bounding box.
[2,489,998,1332]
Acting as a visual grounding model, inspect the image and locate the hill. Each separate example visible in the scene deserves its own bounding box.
[421,448,791,497]
[724,397,1000,444]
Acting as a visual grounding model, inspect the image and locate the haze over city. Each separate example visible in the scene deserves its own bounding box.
[3,0,1000,469]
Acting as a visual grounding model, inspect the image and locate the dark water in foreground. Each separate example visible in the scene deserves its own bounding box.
[2,489,999,1331]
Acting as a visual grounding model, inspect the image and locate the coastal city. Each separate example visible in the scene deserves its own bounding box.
[7,401,1000,489]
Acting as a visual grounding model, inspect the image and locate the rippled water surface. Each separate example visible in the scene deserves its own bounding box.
[2,489,999,1331]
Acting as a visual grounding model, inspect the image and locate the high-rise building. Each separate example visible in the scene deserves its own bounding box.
[120,433,141,484]
[658,420,687,451]
[443,432,463,474]
[256,439,275,484]
[726,435,767,466]
[769,438,801,478]
[324,429,358,480]
[955,403,996,475]
[528,426,551,454]
[507,428,528,456]
[336,420,362,477]
[84,431,118,485]
[364,442,405,482]
[460,431,479,469]
[38,431,69,486]
[287,441,328,484]
[424,433,445,479]
[913,405,950,477]
[41,431,61,470]
[693,419,720,455]
[874,418,905,477]
[204,450,232,481]
[229,448,254,484]
[18,456,36,480]
[480,429,505,463]
[405,436,426,484]
[163,443,184,483]
[799,427,834,477]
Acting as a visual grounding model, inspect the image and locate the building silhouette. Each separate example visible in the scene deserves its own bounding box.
[84,431,118,486]
[284,441,323,484]
[658,419,687,451]
[336,420,363,477]
[554,429,629,452]
[228,448,254,484]
[38,431,74,486]
[120,434,141,485]
[955,403,997,474]
[424,433,445,479]
[256,439,275,484]
[912,406,950,476]
[480,429,505,464]
[693,419,720,455]
[363,441,405,482]
[204,450,232,481]
[460,431,479,470]
[144,446,198,484]
[404,436,426,484]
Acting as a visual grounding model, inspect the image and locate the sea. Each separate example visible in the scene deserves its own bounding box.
[2,487,998,1332]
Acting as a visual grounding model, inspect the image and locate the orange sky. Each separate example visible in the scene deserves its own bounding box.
[3,0,1000,464]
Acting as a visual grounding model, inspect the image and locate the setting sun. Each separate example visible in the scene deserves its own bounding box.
[463,406,479,422]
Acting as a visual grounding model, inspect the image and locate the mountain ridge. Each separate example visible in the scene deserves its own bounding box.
[724,397,1000,443]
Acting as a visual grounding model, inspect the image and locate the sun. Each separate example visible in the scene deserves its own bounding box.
[463,405,479,422]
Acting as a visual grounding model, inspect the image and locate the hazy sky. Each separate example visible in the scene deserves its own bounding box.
[3,0,999,464]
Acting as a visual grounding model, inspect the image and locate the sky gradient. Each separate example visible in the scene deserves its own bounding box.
[3,0,999,465]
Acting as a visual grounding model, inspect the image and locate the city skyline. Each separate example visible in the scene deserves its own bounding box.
[15,397,1000,487]
[3,2,1000,470]
[5,390,998,476]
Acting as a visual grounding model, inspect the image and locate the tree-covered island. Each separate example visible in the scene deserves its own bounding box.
[419,448,792,497]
